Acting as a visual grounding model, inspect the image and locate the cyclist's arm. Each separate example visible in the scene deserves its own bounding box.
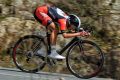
[62,31,90,38]
[62,32,81,38]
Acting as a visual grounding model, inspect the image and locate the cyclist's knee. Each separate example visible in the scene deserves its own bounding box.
[50,27,58,32]
[47,22,58,32]
[47,20,53,27]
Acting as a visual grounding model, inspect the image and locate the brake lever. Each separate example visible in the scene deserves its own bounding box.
[78,27,92,37]
[83,27,93,33]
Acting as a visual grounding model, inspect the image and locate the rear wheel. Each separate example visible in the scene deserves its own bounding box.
[12,35,47,73]
[66,40,104,79]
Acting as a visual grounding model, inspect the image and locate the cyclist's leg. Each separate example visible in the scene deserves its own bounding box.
[47,22,58,45]
[34,6,58,45]
[47,22,65,59]
[34,8,65,59]
[34,6,48,23]
[34,15,58,46]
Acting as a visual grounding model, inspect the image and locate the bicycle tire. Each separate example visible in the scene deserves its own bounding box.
[12,35,47,73]
[66,40,104,79]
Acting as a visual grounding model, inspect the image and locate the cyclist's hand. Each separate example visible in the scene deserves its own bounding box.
[79,31,90,37]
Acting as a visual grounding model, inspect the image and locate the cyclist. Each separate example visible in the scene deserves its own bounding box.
[34,4,90,59]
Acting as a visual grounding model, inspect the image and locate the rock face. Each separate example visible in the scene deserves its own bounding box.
[0,0,120,79]
[102,0,120,37]
[0,17,40,51]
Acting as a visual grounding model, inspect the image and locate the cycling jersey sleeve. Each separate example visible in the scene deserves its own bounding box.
[58,19,68,33]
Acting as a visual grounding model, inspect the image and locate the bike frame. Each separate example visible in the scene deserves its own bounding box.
[46,30,81,55]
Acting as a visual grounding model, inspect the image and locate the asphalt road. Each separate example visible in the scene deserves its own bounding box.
[0,68,113,80]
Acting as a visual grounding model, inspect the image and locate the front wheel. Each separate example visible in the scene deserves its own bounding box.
[12,35,47,73]
[66,40,104,79]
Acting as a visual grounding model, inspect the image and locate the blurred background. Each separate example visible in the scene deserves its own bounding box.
[0,0,120,79]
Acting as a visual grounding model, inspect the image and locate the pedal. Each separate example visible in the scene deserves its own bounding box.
[48,59,57,66]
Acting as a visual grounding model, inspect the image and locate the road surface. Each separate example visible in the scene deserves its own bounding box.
[0,68,113,80]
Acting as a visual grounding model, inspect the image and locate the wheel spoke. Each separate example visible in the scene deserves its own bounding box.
[32,40,42,53]
[28,39,33,50]
[12,35,46,73]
